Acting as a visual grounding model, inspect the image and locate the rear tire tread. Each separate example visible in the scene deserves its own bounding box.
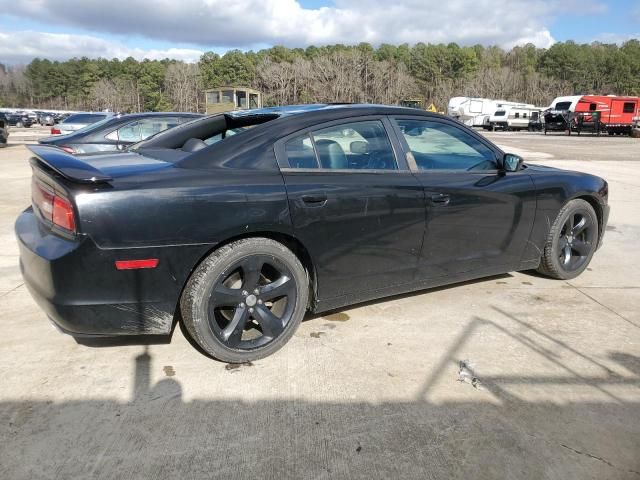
[537,199,598,280]
[180,237,308,363]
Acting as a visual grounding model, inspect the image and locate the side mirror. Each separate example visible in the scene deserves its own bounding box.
[503,153,524,172]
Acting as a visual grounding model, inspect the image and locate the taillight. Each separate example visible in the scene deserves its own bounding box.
[51,127,61,134]
[32,178,76,233]
[52,196,76,231]
[32,179,54,219]
[59,145,75,154]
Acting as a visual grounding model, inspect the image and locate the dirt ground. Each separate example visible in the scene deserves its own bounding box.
[1,129,639,479]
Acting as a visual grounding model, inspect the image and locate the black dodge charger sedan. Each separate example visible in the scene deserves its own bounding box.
[16,104,609,362]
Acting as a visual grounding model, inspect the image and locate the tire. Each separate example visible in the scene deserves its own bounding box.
[537,199,599,280]
[180,237,309,362]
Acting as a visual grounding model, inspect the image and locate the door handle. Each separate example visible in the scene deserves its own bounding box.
[430,193,450,206]
[301,194,327,205]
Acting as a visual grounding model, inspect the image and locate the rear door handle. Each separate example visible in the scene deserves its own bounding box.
[430,193,450,206]
[301,194,328,206]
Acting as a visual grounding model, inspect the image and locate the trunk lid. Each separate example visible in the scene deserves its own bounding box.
[27,145,172,183]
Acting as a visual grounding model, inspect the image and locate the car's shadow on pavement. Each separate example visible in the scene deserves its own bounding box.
[3,305,639,479]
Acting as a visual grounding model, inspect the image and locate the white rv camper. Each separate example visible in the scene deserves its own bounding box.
[447,97,536,128]
[547,95,583,112]
[488,105,545,131]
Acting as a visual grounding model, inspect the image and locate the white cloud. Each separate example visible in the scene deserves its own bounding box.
[0,0,613,63]
[593,32,640,45]
[2,0,562,47]
[0,31,204,64]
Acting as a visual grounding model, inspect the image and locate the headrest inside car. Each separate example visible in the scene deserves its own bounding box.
[182,138,208,152]
[350,141,368,154]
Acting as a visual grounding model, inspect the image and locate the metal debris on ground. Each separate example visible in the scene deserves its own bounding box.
[458,359,482,389]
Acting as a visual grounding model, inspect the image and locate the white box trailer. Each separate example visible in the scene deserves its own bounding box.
[447,97,537,128]
[488,105,546,131]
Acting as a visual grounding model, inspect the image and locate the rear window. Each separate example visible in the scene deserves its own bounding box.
[63,114,107,124]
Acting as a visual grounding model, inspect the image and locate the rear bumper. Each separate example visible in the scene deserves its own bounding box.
[16,208,208,336]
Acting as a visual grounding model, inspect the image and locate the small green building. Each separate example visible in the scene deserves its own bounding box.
[205,87,263,114]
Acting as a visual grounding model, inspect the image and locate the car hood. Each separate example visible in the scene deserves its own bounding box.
[524,163,563,172]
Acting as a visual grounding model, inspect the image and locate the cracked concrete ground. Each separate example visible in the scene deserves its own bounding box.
[0,131,639,479]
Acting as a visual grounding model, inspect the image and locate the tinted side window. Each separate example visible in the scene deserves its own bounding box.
[312,120,397,170]
[623,102,635,113]
[397,120,497,171]
[285,134,318,168]
[285,120,398,170]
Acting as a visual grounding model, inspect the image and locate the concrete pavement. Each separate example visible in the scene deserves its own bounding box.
[1,133,639,479]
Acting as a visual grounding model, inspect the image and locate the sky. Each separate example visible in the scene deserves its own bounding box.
[0,0,638,65]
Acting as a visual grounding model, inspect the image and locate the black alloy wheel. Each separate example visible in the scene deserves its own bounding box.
[181,237,308,362]
[556,211,596,273]
[208,254,297,349]
[538,199,599,280]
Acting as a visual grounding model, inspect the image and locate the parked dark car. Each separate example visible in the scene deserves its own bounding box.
[0,113,9,146]
[39,112,202,154]
[5,113,33,128]
[16,104,609,362]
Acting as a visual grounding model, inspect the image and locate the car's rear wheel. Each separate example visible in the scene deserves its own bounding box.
[181,238,309,363]
[537,199,598,280]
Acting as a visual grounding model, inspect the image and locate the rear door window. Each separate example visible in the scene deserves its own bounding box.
[284,120,397,170]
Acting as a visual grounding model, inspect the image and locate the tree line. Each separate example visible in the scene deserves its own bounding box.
[1,40,639,112]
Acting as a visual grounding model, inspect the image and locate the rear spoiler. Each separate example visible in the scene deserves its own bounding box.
[27,145,112,184]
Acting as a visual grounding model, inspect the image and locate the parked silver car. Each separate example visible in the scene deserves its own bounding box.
[51,112,115,135]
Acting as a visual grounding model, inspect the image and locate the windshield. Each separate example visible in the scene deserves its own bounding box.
[555,102,572,111]
[494,111,506,117]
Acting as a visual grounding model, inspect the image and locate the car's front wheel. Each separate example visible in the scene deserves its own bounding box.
[537,199,599,280]
[181,238,309,362]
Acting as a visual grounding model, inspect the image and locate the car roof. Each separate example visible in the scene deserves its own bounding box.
[116,112,202,119]
[226,103,420,119]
